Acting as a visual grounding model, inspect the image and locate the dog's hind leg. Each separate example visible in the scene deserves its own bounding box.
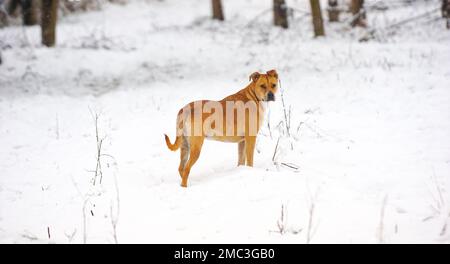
[178,136,189,178]
[238,140,246,166]
[181,136,204,187]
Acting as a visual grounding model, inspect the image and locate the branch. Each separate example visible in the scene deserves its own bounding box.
[360,7,441,41]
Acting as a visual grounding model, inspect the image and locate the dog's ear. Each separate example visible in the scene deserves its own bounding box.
[249,72,260,82]
[266,69,278,79]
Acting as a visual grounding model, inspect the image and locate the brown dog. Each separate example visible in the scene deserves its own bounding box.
[164,69,279,187]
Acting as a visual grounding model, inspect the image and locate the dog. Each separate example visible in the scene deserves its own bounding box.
[164,69,279,187]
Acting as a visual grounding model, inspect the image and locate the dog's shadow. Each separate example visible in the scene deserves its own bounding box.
[190,166,237,185]
[189,163,269,186]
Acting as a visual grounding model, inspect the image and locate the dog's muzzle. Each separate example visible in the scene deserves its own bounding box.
[266,92,275,101]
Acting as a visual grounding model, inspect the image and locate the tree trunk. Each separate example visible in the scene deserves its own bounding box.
[350,0,366,27]
[327,0,339,22]
[7,0,19,15]
[273,0,288,29]
[443,0,450,29]
[443,0,449,17]
[21,0,38,26]
[41,0,58,47]
[212,0,224,21]
[310,0,325,37]
[0,5,8,27]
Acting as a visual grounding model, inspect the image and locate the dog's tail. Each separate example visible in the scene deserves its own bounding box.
[164,134,181,151]
[165,108,185,151]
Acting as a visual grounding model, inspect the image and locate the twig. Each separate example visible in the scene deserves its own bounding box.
[277,204,285,234]
[386,8,439,28]
[272,136,281,163]
[427,169,446,217]
[110,171,120,244]
[95,114,104,185]
[267,108,273,140]
[279,79,291,138]
[110,205,118,244]
[21,231,38,241]
[360,7,441,41]
[305,184,320,244]
[245,8,272,28]
[280,162,300,171]
[88,109,106,186]
[289,6,310,15]
[440,214,449,237]
[377,195,389,243]
[82,198,89,244]
[277,204,287,235]
[349,9,367,27]
[288,105,291,133]
[64,229,77,243]
[306,201,315,244]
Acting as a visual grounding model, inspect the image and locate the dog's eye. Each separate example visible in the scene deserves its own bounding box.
[271,84,276,88]
[261,85,267,89]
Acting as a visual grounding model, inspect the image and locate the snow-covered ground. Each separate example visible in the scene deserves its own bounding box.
[1,0,449,243]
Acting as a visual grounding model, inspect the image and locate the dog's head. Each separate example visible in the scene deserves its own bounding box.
[249,69,279,102]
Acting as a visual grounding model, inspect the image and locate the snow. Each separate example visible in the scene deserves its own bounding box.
[1,0,450,243]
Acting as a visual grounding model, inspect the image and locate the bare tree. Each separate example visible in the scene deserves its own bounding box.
[443,0,450,29]
[350,0,367,27]
[41,0,58,47]
[0,3,8,27]
[6,0,19,15]
[310,0,325,37]
[5,0,38,25]
[22,0,38,25]
[211,0,224,21]
[327,0,339,22]
[273,0,288,29]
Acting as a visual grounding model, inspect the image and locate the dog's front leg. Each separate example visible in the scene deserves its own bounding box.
[238,140,246,166]
[244,136,256,167]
